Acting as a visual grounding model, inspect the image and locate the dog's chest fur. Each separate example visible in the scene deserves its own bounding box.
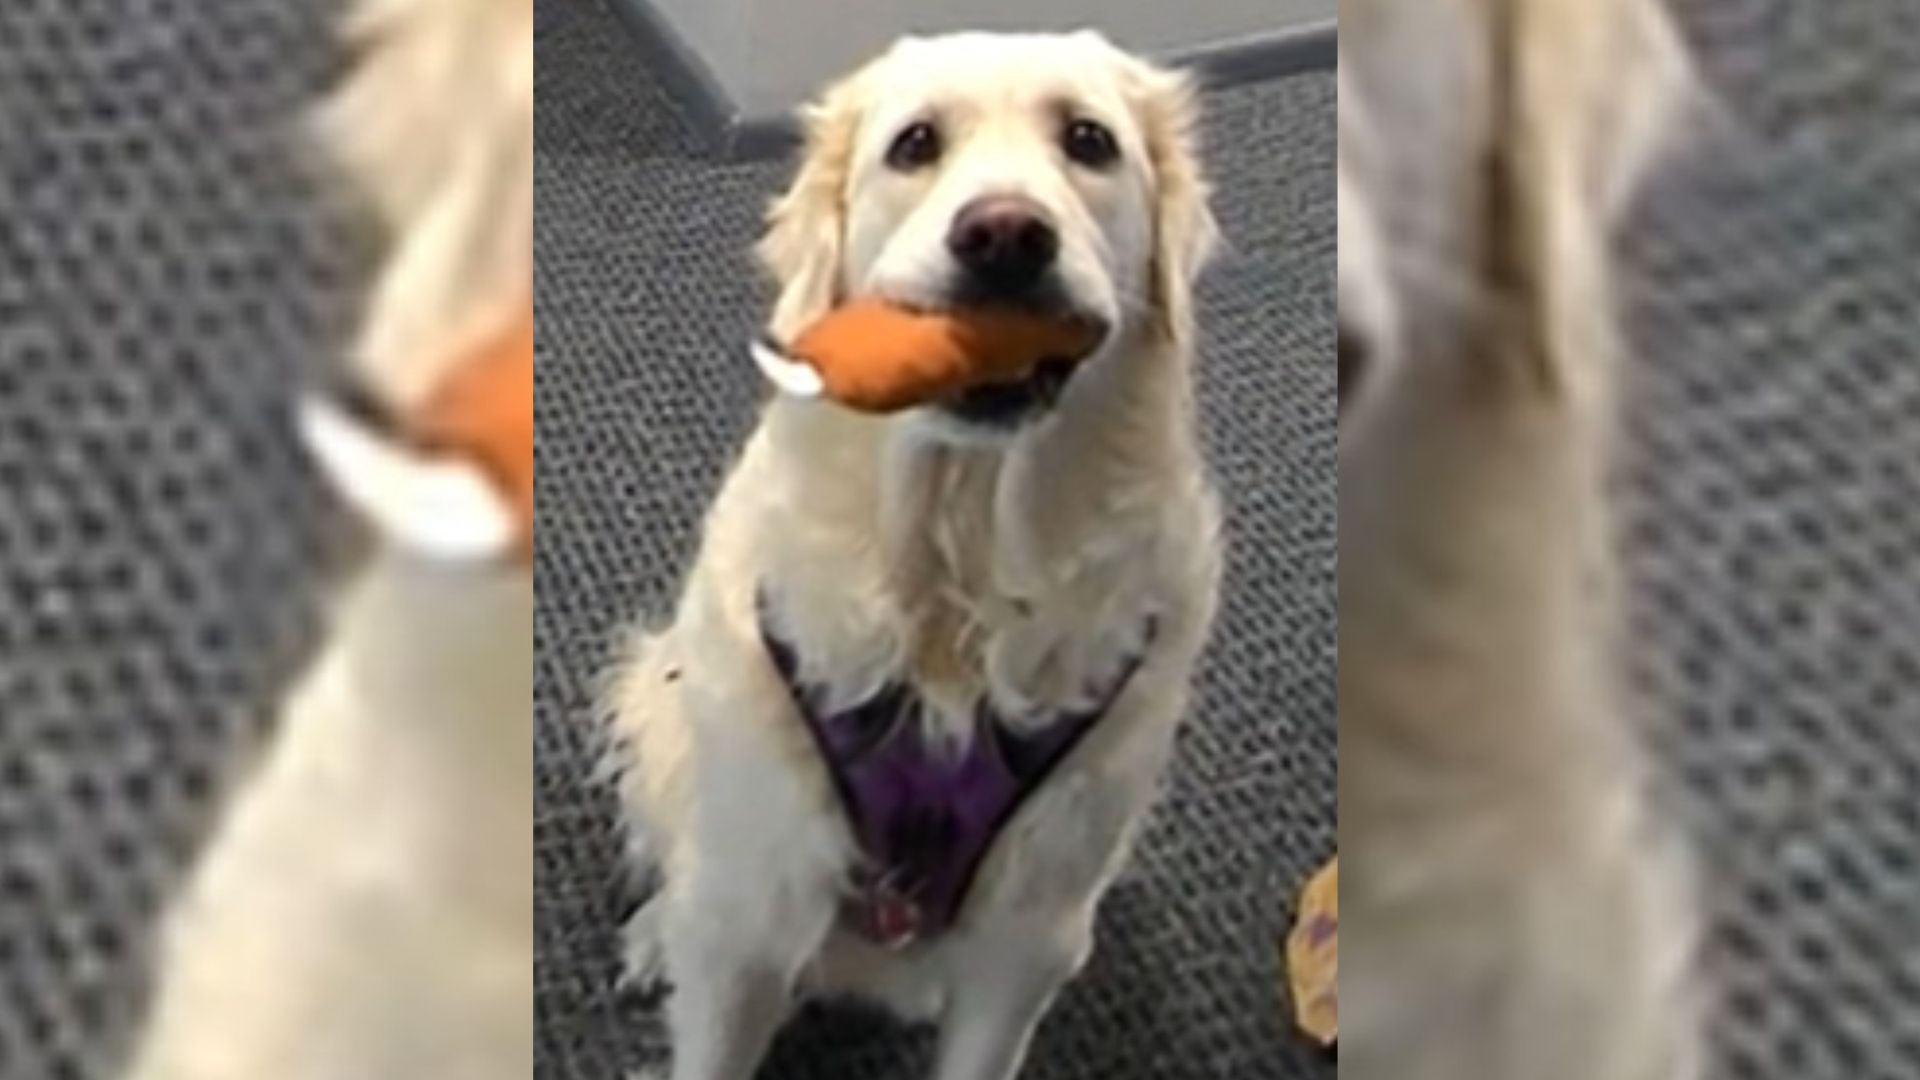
[747,401,1183,743]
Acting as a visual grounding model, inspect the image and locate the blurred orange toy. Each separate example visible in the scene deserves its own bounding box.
[411,301,535,554]
[755,298,1103,412]
[1287,855,1339,1047]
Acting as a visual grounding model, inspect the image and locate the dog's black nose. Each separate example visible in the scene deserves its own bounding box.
[947,195,1058,293]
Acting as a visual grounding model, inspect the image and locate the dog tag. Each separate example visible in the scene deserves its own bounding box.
[864,884,924,950]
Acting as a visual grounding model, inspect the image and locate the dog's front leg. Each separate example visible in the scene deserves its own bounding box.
[661,958,785,1080]
[930,917,1091,1080]
[657,886,812,1080]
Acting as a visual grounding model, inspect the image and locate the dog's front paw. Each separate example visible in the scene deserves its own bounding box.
[618,898,671,995]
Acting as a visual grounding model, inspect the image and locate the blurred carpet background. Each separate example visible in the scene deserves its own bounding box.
[0,1,362,1078]
[1619,3,1920,1077]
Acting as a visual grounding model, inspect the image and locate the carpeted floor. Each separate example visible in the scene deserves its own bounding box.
[1618,4,1920,1076]
[0,2,364,1078]
[528,3,1337,1079]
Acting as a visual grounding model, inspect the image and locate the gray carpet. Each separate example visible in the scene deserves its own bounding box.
[0,2,364,1078]
[529,2,1336,1079]
[1619,3,1920,1076]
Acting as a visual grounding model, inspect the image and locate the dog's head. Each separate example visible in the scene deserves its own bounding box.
[761,31,1215,435]
[1337,0,1692,435]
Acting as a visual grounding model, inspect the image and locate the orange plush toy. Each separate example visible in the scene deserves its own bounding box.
[753,299,1104,413]
[410,301,535,556]
[298,299,534,569]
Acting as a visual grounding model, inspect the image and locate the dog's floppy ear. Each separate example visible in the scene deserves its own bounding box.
[1482,0,1695,397]
[1587,0,1694,221]
[1123,57,1219,349]
[318,0,533,410]
[758,68,872,341]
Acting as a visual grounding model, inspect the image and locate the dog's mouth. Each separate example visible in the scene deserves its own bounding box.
[929,297,1105,427]
[938,355,1080,427]
[904,284,1107,341]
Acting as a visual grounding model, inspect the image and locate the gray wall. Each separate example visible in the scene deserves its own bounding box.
[644,0,1334,123]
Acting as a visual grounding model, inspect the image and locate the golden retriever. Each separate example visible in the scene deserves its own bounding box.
[118,1,532,1078]
[604,31,1220,1080]
[1338,1,1705,1078]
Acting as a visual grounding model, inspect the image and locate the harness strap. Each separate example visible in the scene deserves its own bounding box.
[758,590,1156,946]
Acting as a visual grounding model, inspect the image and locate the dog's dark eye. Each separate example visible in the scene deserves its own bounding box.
[885,121,943,171]
[1061,118,1119,169]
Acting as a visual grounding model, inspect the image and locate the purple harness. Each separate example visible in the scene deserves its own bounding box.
[759,594,1155,948]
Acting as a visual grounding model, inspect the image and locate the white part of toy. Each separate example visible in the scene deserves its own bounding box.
[751,339,824,398]
[298,395,515,564]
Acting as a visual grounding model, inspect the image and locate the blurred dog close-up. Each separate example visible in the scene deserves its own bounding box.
[602,31,1230,1080]
[1337,1,1704,1078]
[117,1,532,1078]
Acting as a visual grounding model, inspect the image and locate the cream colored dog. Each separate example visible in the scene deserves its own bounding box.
[1338,2,1704,1079]
[119,2,532,1078]
[605,32,1220,1080]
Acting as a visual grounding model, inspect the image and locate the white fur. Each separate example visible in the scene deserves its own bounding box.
[118,1,532,1078]
[604,32,1221,1080]
[1338,3,1703,1079]
[118,554,533,1080]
